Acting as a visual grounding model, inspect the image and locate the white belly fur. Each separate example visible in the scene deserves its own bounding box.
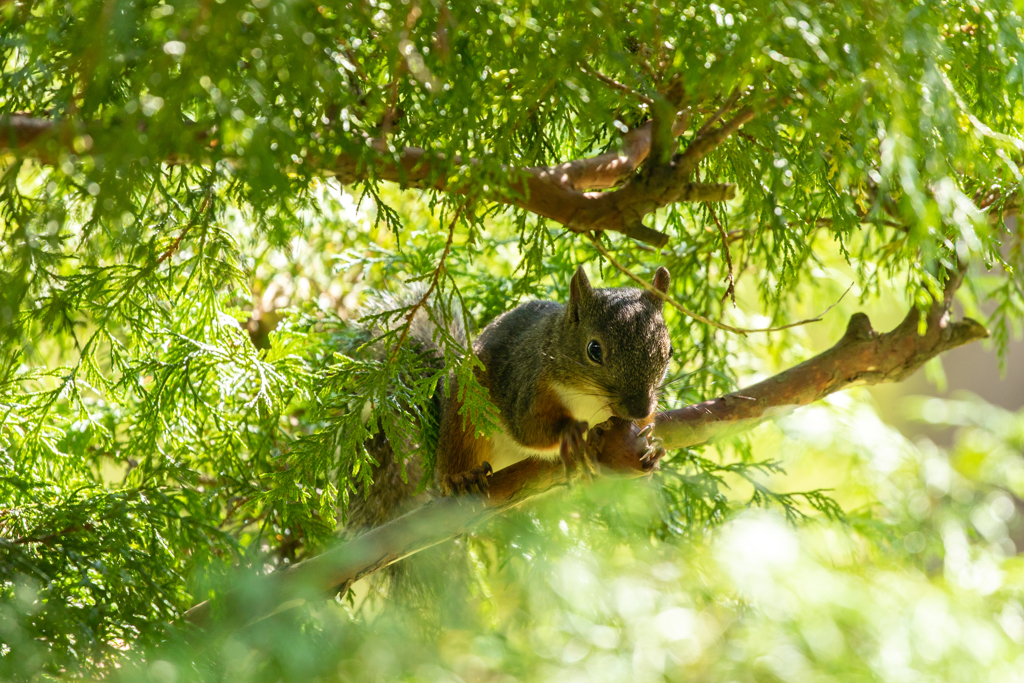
[552,381,614,428]
[488,428,560,471]
[487,382,614,472]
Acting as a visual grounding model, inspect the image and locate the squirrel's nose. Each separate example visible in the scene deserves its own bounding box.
[621,394,655,420]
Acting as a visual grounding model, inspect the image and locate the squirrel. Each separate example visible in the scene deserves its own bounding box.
[343,265,673,605]
[435,265,674,495]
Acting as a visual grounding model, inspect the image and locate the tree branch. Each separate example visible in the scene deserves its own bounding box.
[181,416,655,629]
[578,63,655,106]
[550,103,760,243]
[0,113,733,247]
[656,275,988,448]
[679,106,755,169]
[530,116,689,191]
[182,280,987,630]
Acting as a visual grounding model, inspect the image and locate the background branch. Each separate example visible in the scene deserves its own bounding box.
[181,417,653,629]
[0,113,731,247]
[556,104,759,243]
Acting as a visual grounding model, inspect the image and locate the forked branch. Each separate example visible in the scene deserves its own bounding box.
[0,109,748,247]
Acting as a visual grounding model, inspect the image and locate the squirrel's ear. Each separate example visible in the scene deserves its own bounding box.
[644,266,671,310]
[568,265,593,323]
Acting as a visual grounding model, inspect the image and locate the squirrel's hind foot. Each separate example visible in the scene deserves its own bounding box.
[442,461,493,497]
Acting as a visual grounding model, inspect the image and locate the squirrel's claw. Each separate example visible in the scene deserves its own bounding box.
[630,421,664,472]
[579,442,598,481]
[443,461,493,497]
[639,437,666,471]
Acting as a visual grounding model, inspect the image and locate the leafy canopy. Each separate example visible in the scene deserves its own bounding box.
[1,0,1023,678]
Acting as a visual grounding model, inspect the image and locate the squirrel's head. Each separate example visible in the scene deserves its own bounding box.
[560,265,673,422]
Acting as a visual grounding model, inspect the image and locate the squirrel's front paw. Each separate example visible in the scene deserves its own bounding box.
[442,462,493,497]
[636,423,666,472]
[559,420,595,482]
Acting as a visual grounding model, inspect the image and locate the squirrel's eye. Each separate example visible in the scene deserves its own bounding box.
[586,339,603,365]
[669,344,675,358]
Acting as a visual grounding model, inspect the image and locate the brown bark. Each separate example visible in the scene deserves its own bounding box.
[182,417,653,628]
[182,284,987,629]
[656,305,988,450]
[0,113,739,246]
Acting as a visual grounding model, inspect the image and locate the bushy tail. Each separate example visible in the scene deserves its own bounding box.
[406,286,468,358]
[342,285,473,611]
[346,284,467,530]
[367,282,467,364]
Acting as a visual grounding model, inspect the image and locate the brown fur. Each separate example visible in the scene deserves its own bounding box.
[436,380,493,492]
[347,424,429,533]
[436,266,673,491]
[511,376,575,449]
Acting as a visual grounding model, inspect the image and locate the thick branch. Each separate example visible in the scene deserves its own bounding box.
[557,105,757,241]
[0,114,734,247]
[531,116,689,191]
[183,288,987,630]
[656,287,988,448]
[181,417,653,629]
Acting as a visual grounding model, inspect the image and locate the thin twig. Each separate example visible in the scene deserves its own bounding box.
[652,0,663,76]
[14,523,94,545]
[66,0,116,117]
[695,87,744,140]
[678,106,756,169]
[381,3,423,137]
[390,204,463,361]
[157,225,192,265]
[588,233,847,335]
[579,63,654,105]
[380,77,403,138]
[706,204,736,306]
[724,209,908,248]
[157,193,213,264]
[218,495,255,530]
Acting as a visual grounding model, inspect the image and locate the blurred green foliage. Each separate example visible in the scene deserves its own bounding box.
[2,0,1024,679]
[60,397,1024,681]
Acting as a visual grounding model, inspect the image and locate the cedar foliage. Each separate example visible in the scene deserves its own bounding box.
[1,0,1023,679]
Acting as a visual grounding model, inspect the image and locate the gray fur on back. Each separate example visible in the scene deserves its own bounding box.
[473,301,563,441]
